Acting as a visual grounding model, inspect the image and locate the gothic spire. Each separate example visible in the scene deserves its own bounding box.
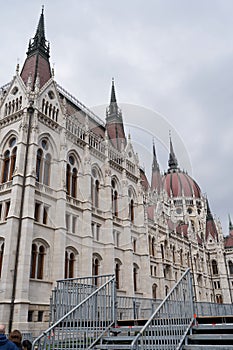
[229,214,233,231]
[20,7,52,89]
[151,141,162,192]
[27,6,50,59]
[168,135,178,170]
[106,78,126,151]
[152,140,159,171]
[110,78,117,103]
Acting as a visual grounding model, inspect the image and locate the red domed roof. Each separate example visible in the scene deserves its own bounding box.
[162,170,201,198]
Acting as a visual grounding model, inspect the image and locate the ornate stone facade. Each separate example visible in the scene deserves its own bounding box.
[0,9,232,333]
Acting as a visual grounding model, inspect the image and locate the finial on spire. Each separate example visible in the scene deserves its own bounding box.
[168,133,178,170]
[42,5,44,14]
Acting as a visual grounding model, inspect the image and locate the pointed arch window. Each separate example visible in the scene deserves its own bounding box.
[228,260,233,275]
[151,237,155,257]
[152,283,157,299]
[36,139,51,185]
[66,155,78,198]
[65,249,76,278]
[133,264,139,292]
[128,188,135,223]
[212,259,218,275]
[2,137,17,183]
[0,241,4,278]
[91,168,100,208]
[115,259,122,290]
[30,242,46,280]
[111,179,118,217]
[92,255,101,286]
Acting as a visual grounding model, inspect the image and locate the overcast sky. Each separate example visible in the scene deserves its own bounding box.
[0,0,232,234]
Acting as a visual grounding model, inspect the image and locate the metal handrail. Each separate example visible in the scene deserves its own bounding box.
[33,275,115,350]
[130,268,194,350]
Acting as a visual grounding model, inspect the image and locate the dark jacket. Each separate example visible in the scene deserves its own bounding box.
[0,334,18,349]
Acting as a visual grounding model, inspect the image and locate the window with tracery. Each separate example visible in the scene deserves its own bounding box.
[30,242,46,279]
[36,139,51,185]
[2,137,17,183]
[92,254,102,286]
[128,188,135,223]
[66,154,78,197]
[111,179,118,216]
[64,249,76,278]
[212,259,218,275]
[91,168,100,208]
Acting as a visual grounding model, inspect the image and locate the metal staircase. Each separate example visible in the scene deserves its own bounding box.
[183,316,233,349]
[32,270,233,350]
[94,268,194,350]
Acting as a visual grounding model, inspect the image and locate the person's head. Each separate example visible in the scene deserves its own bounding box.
[8,329,22,346]
[22,339,32,350]
[0,324,5,334]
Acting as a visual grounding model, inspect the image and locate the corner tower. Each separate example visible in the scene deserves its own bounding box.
[20,7,52,90]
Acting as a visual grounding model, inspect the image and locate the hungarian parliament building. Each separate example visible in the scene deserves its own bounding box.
[0,9,232,333]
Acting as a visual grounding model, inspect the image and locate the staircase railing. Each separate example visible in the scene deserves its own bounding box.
[130,268,194,350]
[32,274,115,350]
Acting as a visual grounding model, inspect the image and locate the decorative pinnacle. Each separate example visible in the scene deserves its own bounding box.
[168,133,178,169]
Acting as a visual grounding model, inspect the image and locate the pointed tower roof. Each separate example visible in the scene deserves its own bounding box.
[168,136,178,170]
[106,79,126,151]
[224,214,233,247]
[151,141,162,192]
[205,199,218,240]
[229,214,233,232]
[110,78,117,103]
[20,7,52,90]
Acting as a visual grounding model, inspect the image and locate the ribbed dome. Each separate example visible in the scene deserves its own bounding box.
[162,169,201,198]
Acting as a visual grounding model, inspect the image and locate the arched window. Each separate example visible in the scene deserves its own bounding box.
[0,241,4,278]
[65,249,76,278]
[228,260,233,275]
[165,285,169,296]
[92,254,102,286]
[152,237,155,257]
[148,235,152,255]
[216,294,223,304]
[128,188,135,223]
[152,283,157,299]
[115,259,121,290]
[212,259,218,275]
[91,168,100,208]
[172,246,176,264]
[180,249,183,265]
[1,137,17,183]
[133,264,139,292]
[36,139,51,185]
[30,242,46,279]
[161,244,164,260]
[66,155,78,198]
[111,179,118,217]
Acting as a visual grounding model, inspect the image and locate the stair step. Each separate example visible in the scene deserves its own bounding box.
[183,346,233,350]
[102,335,135,342]
[188,333,233,341]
